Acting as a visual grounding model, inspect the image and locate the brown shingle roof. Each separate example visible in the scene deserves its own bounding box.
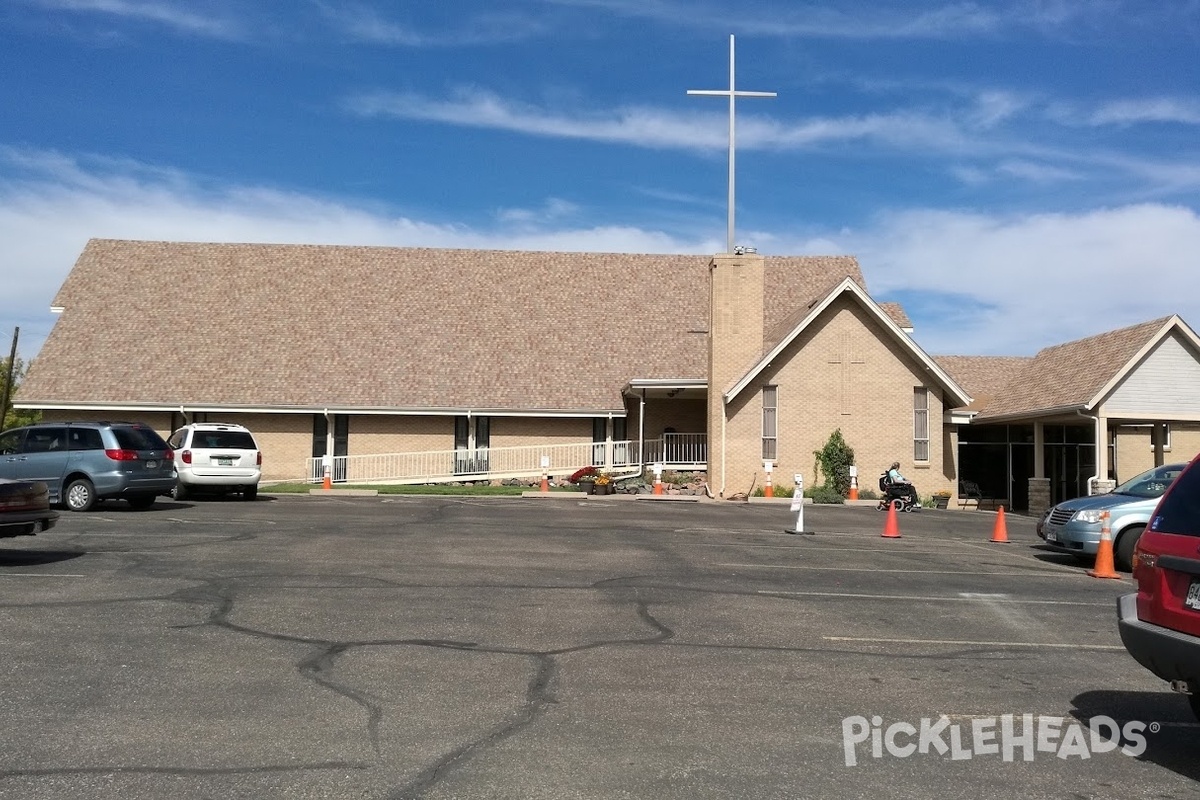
[933,355,1035,413]
[877,302,912,329]
[967,317,1174,419]
[22,239,863,412]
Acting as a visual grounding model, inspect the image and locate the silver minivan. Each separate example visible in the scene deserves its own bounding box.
[0,421,177,511]
[1037,462,1187,571]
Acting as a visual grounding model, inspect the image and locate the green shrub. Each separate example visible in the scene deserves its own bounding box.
[807,485,845,504]
[813,429,855,497]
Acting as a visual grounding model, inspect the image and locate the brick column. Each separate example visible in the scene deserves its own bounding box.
[707,253,765,496]
[1027,477,1051,516]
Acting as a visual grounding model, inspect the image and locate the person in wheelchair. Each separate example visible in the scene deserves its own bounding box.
[877,461,919,511]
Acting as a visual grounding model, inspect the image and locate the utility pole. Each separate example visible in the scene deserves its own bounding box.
[0,327,18,429]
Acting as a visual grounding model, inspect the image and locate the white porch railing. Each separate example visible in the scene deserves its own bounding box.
[305,435,707,485]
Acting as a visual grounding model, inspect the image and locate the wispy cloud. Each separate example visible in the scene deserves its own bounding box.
[344,87,978,153]
[994,159,1083,183]
[1089,97,1200,127]
[346,89,732,150]
[344,85,1200,202]
[30,0,245,38]
[316,2,549,46]
[540,0,1121,39]
[495,198,580,225]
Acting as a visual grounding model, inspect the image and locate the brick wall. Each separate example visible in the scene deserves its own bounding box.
[714,292,956,496]
[1113,422,1200,481]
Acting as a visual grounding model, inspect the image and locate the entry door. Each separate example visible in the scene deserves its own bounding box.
[1047,445,1096,504]
[454,417,490,475]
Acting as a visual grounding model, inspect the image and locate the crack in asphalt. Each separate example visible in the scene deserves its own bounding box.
[385,654,558,800]
[151,570,683,796]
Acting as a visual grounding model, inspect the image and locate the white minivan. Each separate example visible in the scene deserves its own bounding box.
[167,422,262,501]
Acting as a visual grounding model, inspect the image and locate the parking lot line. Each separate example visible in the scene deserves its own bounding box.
[757,590,1107,606]
[0,573,86,578]
[823,635,1125,650]
[717,563,1089,577]
[682,542,986,554]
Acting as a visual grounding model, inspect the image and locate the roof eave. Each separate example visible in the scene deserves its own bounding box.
[14,401,629,418]
[724,278,973,408]
[971,403,1090,424]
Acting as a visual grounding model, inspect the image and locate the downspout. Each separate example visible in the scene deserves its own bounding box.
[606,411,614,470]
[1076,409,1101,495]
[638,390,646,475]
[324,408,333,461]
[720,399,727,498]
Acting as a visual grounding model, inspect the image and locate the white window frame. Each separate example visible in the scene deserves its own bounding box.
[913,387,929,463]
[762,385,777,461]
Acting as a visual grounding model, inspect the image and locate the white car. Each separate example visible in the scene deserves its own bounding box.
[167,423,261,501]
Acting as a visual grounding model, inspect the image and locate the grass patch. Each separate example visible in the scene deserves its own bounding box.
[263,482,575,496]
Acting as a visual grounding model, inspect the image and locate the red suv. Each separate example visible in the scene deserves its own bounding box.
[1118,451,1200,719]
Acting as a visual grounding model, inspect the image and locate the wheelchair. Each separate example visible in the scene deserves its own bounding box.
[877,472,919,512]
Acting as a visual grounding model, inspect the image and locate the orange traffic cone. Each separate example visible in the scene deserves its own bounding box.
[881,502,902,538]
[1089,511,1121,579]
[989,506,1010,543]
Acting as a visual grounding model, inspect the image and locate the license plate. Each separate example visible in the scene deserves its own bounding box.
[217,458,233,466]
[1185,581,1200,611]
[145,460,157,469]
[1044,529,1057,543]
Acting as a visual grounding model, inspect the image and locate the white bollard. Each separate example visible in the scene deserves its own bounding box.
[785,473,812,534]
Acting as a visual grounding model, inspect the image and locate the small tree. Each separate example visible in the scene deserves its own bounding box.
[813,429,855,497]
[0,355,40,430]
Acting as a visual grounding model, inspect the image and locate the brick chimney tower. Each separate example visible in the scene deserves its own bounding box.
[707,252,765,497]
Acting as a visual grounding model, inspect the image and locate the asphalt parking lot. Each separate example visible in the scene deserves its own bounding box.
[0,495,1195,800]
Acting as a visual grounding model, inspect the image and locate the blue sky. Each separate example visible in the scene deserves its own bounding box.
[4,1,1200,363]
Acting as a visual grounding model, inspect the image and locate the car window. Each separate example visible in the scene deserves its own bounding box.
[1150,462,1200,536]
[1114,464,1185,498]
[193,431,257,449]
[0,429,24,455]
[112,426,170,451]
[167,430,187,449]
[23,427,67,453]
[68,427,105,451]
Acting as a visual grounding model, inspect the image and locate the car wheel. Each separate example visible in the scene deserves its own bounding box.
[126,494,156,510]
[242,485,258,501]
[1116,525,1145,572]
[64,478,96,512]
[171,483,189,501]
